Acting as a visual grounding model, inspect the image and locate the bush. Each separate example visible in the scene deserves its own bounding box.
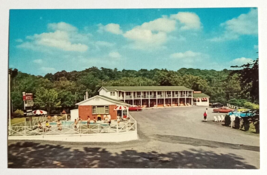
[13,109,24,117]
[224,115,231,126]
[244,102,259,110]
[228,98,248,107]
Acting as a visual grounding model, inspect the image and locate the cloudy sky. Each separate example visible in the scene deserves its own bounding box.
[9,8,258,75]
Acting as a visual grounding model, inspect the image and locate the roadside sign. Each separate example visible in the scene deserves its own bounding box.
[25,100,34,107]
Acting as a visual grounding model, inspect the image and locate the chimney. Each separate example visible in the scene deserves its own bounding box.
[86,91,88,99]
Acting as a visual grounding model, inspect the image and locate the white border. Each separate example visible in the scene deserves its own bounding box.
[1,0,266,175]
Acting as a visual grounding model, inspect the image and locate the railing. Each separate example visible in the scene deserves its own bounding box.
[166,94,172,97]
[9,115,137,136]
[125,95,132,99]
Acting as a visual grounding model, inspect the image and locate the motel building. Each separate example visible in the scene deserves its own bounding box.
[73,95,130,121]
[73,86,209,121]
[98,86,210,108]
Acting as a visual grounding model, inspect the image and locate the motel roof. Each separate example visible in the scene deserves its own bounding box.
[193,93,210,98]
[76,95,130,106]
[99,86,194,92]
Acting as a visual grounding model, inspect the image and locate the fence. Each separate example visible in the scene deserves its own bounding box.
[9,114,137,137]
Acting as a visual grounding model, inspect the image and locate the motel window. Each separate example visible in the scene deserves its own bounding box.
[157,92,161,95]
[110,92,115,96]
[202,98,208,102]
[93,106,109,114]
[126,92,131,95]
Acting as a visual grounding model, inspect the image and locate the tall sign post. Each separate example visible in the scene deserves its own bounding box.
[23,92,34,128]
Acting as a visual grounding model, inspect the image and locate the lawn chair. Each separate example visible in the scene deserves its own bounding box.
[221,115,225,121]
[217,116,222,122]
[214,116,218,122]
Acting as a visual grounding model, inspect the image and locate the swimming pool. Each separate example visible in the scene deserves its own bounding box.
[49,121,109,126]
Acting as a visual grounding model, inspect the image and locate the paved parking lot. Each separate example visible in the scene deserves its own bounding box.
[8,106,259,168]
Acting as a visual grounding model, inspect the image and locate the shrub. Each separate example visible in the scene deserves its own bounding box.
[224,115,231,126]
[244,102,259,110]
[228,98,248,107]
[13,109,24,117]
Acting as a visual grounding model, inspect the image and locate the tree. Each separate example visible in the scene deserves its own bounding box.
[231,58,259,103]
[34,87,61,114]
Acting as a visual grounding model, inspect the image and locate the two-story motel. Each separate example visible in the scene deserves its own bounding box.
[98,86,209,107]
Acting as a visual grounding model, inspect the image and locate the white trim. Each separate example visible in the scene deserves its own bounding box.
[76,95,129,106]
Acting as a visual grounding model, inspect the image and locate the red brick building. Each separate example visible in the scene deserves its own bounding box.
[76,95,130,121]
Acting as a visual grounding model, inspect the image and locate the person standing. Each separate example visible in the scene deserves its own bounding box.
[203,108,208,121]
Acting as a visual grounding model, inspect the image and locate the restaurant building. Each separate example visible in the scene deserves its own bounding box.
[75,95,130,120]
[98,86,210,107]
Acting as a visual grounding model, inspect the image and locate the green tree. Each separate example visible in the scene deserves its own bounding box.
[34,87,61,114]
[231,58,259,103]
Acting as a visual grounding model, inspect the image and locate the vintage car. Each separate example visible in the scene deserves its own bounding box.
[213,107,234,113]
[210,103,224,108]
[128,105,142,111]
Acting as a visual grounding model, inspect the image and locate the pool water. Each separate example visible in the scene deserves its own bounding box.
[49,121,109,126]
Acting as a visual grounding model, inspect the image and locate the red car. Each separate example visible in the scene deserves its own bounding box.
[213,107,234,113]
[129,105,142,111]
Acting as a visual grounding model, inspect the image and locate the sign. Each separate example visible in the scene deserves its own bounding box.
[23,92,33,101]
[25,100,34,107]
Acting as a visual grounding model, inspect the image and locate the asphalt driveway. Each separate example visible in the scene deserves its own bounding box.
[8,106,260,168]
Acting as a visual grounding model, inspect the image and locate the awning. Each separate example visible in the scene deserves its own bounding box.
[114,105,128,110]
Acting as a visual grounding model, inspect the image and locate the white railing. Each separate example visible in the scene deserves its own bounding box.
[9,115,137,136]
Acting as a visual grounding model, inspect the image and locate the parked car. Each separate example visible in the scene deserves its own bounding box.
[210,103,224,108]
[129,105,142,111]
[213,107,234,113]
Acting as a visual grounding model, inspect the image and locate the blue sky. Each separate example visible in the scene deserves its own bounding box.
[9,8,258,76]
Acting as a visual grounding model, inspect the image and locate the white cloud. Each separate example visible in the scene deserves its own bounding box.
[169,51,209,66]
[171,12,201,30]
[109,51,121,58]
[139,17,176,33]
[123,12,201,50]
[230,57,253,66]
[15,39,23,42]
[18,22,89,52]
[170,50,202,59]
[40,67,56,73]
[98,23,123,35]
[33,59,43,64]
[124,28,167,47]
[48,22,78,32]
[95,41,115,47]
[209,9,258,42]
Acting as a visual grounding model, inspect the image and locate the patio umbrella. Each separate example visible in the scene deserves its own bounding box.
[114,105,128,119]
[32,110,47,115]
[114,105,128,110]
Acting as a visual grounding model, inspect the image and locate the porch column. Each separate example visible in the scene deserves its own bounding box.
[140,91,142,107]
[156,91,158,106]
[184,91,186,105]
[148,91,150,107]
[178,91,180,106]
[191,91,193,105]
[171,91,173,106]
[124,92,126,102]
[132,92,134,105]
[163,91,165,107]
